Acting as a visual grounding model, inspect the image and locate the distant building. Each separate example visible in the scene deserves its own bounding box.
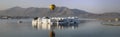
[115,18,119,22]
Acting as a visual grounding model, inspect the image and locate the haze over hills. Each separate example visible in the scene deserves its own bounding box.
[0,7,120,18]
[0,7,91,17]
[95,12,120,18]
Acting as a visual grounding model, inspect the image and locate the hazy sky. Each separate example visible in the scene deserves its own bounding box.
[0,0,120,13]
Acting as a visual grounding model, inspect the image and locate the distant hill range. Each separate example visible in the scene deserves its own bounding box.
[0,7,120,18]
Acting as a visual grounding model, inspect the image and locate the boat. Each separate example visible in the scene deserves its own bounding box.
[17,20,23,23]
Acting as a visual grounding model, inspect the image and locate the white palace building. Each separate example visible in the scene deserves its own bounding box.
[32,17,80,30]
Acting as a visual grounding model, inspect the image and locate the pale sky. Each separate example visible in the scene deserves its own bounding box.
[0,0,120,13]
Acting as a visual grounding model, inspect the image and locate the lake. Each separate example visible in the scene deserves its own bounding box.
[0,18,120,37]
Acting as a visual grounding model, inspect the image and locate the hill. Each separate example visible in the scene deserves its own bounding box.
[0,7,90,17]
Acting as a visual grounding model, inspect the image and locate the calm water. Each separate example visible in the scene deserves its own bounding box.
[0,19,120,37]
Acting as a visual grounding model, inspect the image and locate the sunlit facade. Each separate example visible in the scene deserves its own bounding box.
[32,17,79,30]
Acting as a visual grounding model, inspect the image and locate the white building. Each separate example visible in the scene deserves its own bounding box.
[32,17,79,30]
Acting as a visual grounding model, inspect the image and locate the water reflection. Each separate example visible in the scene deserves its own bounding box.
[32,19,87,37]
[49,30,55,37]
[33,24,79,37]
[32,21,81,37]
[32,23,79,30]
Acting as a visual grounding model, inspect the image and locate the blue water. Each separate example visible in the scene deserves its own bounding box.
[0,19,120,37]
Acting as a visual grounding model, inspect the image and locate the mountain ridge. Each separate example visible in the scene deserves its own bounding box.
[0,7,120,18]
[0,7,90,17]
